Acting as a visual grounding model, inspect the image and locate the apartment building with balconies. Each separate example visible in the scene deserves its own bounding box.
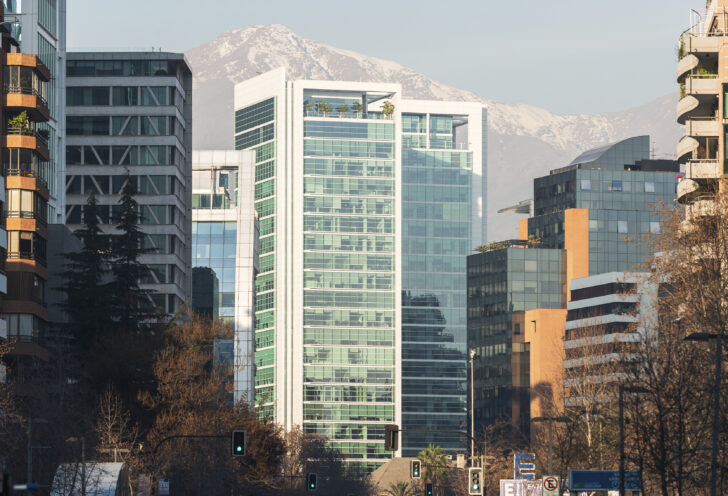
[676,1,728,217]
[0,1,53,386]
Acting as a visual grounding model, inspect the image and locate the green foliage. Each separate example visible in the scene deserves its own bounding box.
[418,444,449,486]
[315,100,333,113]
[381,100,395,116]
[8,110,31,134]
[336,104,349,115]
[60,192,114,348]
[384,481,415,496]
[110,171,157,332]
[474,240,512,252]
[352,101,363,114]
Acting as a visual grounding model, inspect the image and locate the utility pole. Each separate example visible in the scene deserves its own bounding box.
[26,418,31,485]
[469,349,478,464]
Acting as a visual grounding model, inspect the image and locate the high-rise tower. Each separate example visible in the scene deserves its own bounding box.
[234,68,486,471]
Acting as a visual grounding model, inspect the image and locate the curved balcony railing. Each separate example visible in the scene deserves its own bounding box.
[3,84,47,106]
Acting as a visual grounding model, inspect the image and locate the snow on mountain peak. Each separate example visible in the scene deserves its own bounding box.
[185,25,682,240]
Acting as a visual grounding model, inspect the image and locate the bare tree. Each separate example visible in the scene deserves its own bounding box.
[139,313,286,495]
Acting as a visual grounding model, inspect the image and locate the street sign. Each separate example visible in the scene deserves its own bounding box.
[500,479,543,496]
[542,476,559,496]
[158,479,170,496]
[568,470,641,492]
[514,453,536,480]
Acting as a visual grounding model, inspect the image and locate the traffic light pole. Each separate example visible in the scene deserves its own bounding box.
[152,434,230,454]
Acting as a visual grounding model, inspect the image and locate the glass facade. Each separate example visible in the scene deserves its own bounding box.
[466,247,564,433]
[529,136,679,274]
[192,221,237,321]
[300,91,396,473]
[234,97,277,417]
[401,113,471,456]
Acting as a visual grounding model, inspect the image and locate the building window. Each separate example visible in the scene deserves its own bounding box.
[650,222,660,233]
[617,221,628,233]
[580,179,591,191]
[644,181,655,193]
[610,180,623,192]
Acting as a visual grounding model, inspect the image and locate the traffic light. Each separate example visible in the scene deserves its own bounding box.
[411,459,421,479]
[469,467,483,495]
[231,430,246,456]
[307,473,317,491]
[384,424,399,451]
[425,482,433,496]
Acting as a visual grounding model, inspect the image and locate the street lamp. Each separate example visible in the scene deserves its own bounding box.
[530,416,569,475]
[684,331,722,496]
[66,437,86,496]
[469,349,478,462]
[619,385,648,496]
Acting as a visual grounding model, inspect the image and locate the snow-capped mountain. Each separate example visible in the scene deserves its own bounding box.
[185,24,682,241]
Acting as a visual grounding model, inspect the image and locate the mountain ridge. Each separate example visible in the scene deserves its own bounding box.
[185,24,682,240]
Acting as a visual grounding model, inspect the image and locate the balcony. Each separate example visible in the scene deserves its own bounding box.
[303,110,393,121]
[685,117,720,137]
[687,198,717,219]
[686,159,721,178]
[3,84,49,121]
[676,178,701,204]
[2,128,50,161]
[677,54,699,82]
[677,136,698,163]
[6,251,46,266]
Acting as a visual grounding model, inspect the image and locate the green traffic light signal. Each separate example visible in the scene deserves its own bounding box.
[231,430,245,457]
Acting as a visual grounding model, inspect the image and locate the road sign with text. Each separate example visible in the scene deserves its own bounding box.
[568,470,641,492]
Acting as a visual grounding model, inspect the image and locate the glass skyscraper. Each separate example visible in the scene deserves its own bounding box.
[234,69,486,472]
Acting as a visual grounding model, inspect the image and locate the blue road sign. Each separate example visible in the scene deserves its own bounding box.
[568,470,642,492]
[514,453,536,480]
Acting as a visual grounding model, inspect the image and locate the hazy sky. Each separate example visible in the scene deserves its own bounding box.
[68,0,688,115]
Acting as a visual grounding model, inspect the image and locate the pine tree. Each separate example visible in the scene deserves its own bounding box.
[60,192,113,346]
[111,172,154,334]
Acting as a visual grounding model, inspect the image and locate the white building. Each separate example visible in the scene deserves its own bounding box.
[234,68,486,470]
[191,150,257,403]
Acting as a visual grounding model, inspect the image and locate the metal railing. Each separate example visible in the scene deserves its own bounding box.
[5,210,47,224]
[4,166,48,190]
[303,110,393,120]
[3,84,47,106]
[6,251,46,265]
[5,127,48,147]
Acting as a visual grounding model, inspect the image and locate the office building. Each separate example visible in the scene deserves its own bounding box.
[2,0,66,224]
[64,52,193,316]
[468,136,678,436]
[467,243,565,434]
[234,68,486,470]
[676,0,726,216]
[191,149,257,403]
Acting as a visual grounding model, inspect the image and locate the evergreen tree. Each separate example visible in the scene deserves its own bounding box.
[111,172,155,333]
[60,192,113,345]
